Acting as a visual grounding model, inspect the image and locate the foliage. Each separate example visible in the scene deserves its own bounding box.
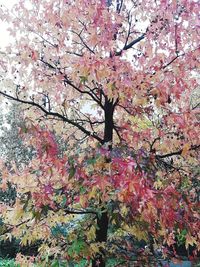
[0,103,35,168]
[0,104,35,258]
[0,259,19,267]
[0,103,68,259]
[0,0,199,267]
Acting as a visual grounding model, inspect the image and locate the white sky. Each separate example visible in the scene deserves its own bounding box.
[0,0,17,49]
[0,0,16,8]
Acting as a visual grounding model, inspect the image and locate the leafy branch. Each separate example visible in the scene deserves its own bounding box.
[0,90,104,144]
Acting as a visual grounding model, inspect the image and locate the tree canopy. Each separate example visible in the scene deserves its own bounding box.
[0,0,199,266]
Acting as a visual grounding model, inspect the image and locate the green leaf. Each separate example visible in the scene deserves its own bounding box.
[61,195,67,208]
[86,158,96,165]
[51,260,59,267]
[79,76,88,84]
[69,166,75,179]
[177,229,187,245]
[32,210,41,221]
[68,239,86,256]
[80,186,87,194]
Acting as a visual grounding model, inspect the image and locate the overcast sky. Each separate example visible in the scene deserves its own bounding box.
[0,0,17,49]
[0,0,16,9]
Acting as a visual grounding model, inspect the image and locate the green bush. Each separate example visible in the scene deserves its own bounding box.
[0,259,19,267]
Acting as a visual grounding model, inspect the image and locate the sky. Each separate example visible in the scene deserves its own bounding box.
[0,0,16,9]
[0,0,17,49]
[0,0,17,115]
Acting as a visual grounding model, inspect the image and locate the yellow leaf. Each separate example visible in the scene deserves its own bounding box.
[123,224,147,241]
[154,179,163,189]
[181,143,190,157]
[185,234,197,249]
[135,97,147,106]
[86,225,96,241]
[79,195,87,208]
[90,243,100,254]
[14,199,24,221]
[88,187,97,200]
[121,205,128,216]
[21,234,29,246]
[129,115,152,131]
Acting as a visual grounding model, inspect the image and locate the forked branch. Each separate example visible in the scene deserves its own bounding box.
[0,90,104,144]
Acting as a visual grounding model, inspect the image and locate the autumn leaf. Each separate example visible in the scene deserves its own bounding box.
[181,143,190,157]
[185,234,197,249]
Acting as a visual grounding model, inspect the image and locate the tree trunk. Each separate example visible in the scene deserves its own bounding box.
[92,98,114,267]
[92,212,109,267]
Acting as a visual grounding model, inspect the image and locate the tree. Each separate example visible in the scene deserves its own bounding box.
[0,102,70,260]
[0,103,37,259]
[0,0,199,266]
[0,103,35,167]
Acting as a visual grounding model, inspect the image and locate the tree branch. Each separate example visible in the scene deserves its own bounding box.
[0,90,104,144]
[39,58,104,109]
[70,29,95,54]
[156,144,200,159]
[115,34,145,56]
[64,208,97,215]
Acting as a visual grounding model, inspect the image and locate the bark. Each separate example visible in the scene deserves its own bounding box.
[92,98,114,267]
[92,212,109,267]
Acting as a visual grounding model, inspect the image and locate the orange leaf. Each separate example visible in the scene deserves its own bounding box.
[181,143,190,157]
